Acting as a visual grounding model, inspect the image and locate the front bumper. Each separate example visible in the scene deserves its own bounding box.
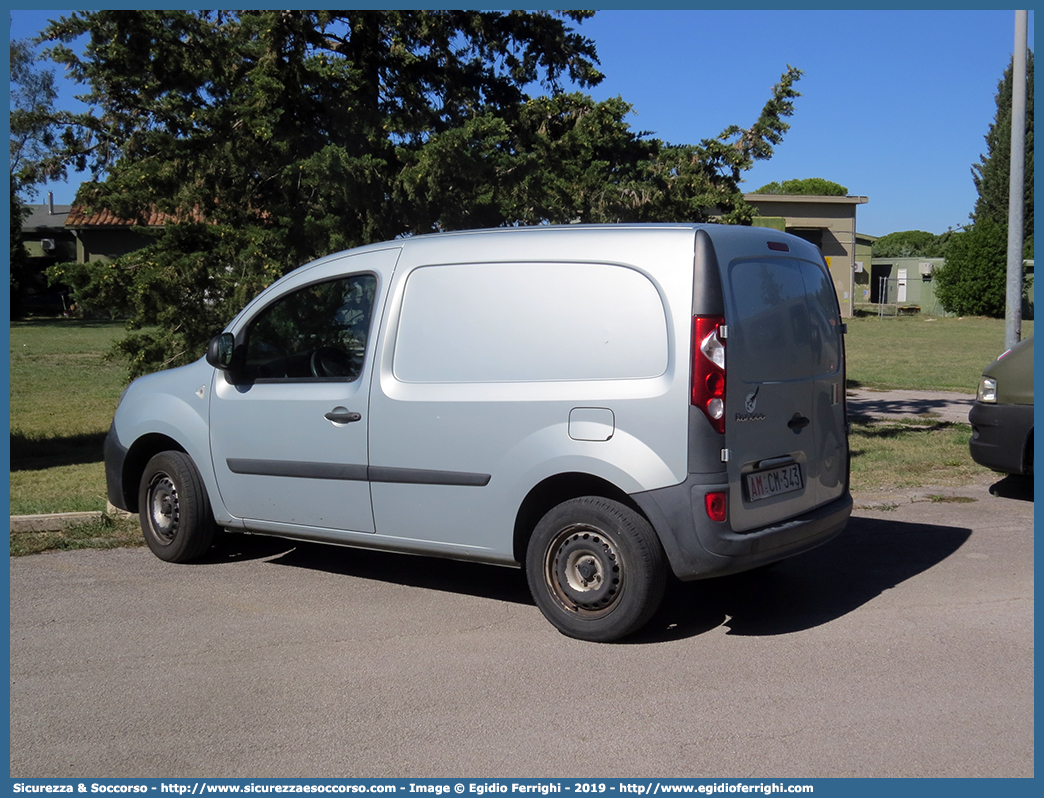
[104,422,131,512]
[969,401,1034,475]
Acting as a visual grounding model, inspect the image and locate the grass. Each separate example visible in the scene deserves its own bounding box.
[8,314,1029,553]
[9,513,142,557]
[847,418,992,493]
[10,319,133,515]
[925,494,979,503]
[841,314,1029,493]
[845,315,1033,393]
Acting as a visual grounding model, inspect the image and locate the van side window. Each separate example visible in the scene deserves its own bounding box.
[244,274,377,381]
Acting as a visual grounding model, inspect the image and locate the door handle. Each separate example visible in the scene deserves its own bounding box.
[788,413,811,431]
[325,408,362,424]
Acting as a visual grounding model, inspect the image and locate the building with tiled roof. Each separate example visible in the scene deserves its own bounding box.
[21,196,74,258]
[64,205,183,228]
[63,203,170,264]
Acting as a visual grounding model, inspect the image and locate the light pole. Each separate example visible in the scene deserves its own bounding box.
[1005,10,1028,350]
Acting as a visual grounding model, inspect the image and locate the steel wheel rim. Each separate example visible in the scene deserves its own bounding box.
[544,524,624,618]
[148,474,180,544]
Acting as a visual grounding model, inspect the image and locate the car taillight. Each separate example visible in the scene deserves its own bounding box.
[704,491,727,523]
[692,315,726,434]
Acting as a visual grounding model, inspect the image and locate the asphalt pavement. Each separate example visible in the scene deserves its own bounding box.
[9,484,1034,778]
[845,387,975,425]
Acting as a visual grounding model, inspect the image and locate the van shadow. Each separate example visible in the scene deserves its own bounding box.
[633,515,971,643]
[208,534,534,605]
[9,431,107,471]
[201,533,303,564]
[213,515,971,643]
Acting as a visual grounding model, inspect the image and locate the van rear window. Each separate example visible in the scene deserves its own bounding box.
[727,258,841,382]
[393,261,669,383]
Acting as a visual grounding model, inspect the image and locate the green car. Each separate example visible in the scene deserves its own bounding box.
[969,336,1034,475]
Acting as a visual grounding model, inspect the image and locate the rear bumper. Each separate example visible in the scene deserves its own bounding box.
[632,478,852,581]
[969,401,1034,475]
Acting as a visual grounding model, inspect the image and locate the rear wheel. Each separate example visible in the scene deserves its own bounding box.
[526,497,666,642]
[139,451,217,563]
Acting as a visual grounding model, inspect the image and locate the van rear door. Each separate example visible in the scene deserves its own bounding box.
[722,255,847,533]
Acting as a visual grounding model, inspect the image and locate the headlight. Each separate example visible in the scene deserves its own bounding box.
[977,377,997,403]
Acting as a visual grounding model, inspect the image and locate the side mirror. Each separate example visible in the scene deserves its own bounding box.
[206,333,236,371]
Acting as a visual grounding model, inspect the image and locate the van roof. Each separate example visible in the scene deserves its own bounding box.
[294,222,826,280]
[395,222,824,261]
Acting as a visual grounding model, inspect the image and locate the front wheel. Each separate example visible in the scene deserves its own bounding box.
[138,451,217,563]
[526,497,667,642]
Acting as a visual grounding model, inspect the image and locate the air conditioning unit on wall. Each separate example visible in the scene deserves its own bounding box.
[40,238,56,252]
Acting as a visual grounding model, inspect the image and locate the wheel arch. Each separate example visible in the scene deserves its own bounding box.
[512,472,646,566]
[120,433,187,513]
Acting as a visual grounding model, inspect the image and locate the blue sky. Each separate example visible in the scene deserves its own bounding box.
[576,9,1034,237]
[8,8,1035,238]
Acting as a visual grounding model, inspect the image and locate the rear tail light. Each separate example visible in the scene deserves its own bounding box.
[692,315,726,434]
[704,491,727,522]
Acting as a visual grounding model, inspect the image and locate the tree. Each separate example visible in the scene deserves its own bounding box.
[9,36,61,194]
[41,11,604,238]
[932,220,1008,316]
[871,229,951,259]
[40,10,802,375]
[400,72,803,229]
[10,35,63,316]
[9,176,32,317]
[752,177,847,196]
[971,50,1033,240]
[935,51,1034,317]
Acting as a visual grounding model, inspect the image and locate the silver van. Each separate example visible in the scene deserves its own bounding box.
[105,224,852,641]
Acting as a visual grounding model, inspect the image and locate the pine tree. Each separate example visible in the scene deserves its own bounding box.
[971,51,1033,239]
[936,51,1034,317]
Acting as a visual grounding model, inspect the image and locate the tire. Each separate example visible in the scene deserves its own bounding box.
[526,497,667,642]
[138,451,217,563]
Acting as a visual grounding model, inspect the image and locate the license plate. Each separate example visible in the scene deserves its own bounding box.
[746,463,803,502]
